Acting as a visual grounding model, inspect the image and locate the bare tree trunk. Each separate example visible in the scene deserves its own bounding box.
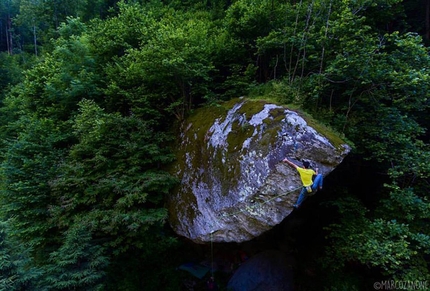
[319,0,332,74]
[293,0,314,82]
[342,91,358,133]
[329,89,334,112]
[287,0,303,84]
[33,23,37,56]
[53,0,59,29]
[4,23,8,52]
[0,21,3,49]
[6,16,12,55]
[426,0,430,41]
[274,54,279,79]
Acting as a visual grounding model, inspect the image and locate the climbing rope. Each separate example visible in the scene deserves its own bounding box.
[205,185,303,288]
[220,185,302,218]
[207,228,216,290]
[210,230,214,278]
[204,185,302,287]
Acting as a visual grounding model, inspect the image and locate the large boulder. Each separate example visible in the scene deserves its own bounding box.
[168,98,350,243]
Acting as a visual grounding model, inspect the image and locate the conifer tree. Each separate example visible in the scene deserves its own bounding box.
[42,224,109,291]
[49,98,177,255]
[0,221,19,291]
[0,220,41,291]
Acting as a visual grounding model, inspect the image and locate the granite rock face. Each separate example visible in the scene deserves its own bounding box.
[168,98,350,243]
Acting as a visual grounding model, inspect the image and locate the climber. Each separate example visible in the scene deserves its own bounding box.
[283,158,323,208]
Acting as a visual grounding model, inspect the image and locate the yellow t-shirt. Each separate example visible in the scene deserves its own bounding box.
[296,167,316,187]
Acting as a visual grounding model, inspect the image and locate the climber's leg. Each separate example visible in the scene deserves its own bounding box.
[294,187,308,208]
[312,174,323,191]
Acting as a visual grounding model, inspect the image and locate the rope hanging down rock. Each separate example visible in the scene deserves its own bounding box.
[219,185,302,218]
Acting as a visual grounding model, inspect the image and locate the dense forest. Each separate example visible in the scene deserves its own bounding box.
[0,0,429,290]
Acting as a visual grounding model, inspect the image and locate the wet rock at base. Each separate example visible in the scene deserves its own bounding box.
[227,250,294,291]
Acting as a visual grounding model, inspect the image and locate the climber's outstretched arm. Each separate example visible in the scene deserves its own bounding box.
[283,158,298,169]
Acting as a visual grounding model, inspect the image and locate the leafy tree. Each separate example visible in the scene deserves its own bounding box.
[0,53,26,138]
[0,53,28,96]
[78,0,121,21]
[224,0,288,82]
[14,0,97,53]
[87,1,166,65]
[324,195,430,282]
[8,18,100,121]
[13,0,46,55]
[0,0,19,54]
[303,11,430,288]
[103,8,216,120]
[244,0,430,287]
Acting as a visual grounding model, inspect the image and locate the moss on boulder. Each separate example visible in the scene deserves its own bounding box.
[168,98,351,243]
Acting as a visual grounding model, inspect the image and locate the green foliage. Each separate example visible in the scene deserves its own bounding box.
[0,53,24,98]
[49,99,177,251]
[0,220,42,291]
[1,0,430,289]
[13,0,117,53]
[0,221,22,291]
[382,32,430,111]
[0,52,30,141]
[353,107,426,163]
[379,186,430,229]
[309,30,430,129]
[225,0,284,42]
[87,1,165,64]
[314,14,430,284]
[42,224,109,291]
[324,196,430,281]
[0,116,67,247]
[224,0,289,82]
[103,9,216,120]
[104,230,181,291]
[5,20,100,121]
